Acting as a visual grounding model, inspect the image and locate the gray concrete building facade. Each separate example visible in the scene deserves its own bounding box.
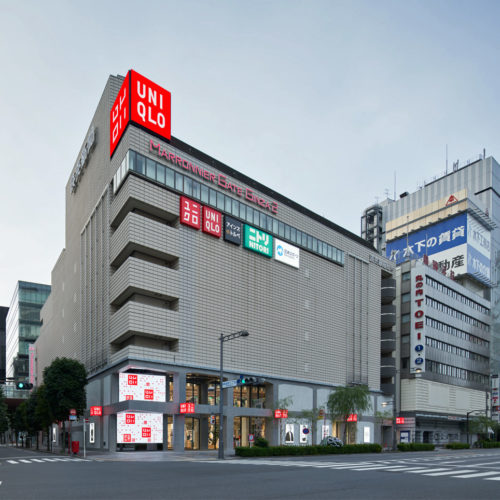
[36,71,395,452]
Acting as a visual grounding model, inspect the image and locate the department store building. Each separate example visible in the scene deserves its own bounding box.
[35,70,395,452]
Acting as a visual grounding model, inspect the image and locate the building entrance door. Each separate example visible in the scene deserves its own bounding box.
[185,417,200,450]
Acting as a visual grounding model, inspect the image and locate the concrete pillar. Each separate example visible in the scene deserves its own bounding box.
[172,371,186,452]
[200,416,209,450]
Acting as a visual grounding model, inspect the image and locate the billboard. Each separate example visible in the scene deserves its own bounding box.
[274,239,300,268]
[117,412,163,444]
[243,225,273,258]
[386,213,490,283]
[119,373,166,402]
[110,70,172,157]
[386,213,467,265]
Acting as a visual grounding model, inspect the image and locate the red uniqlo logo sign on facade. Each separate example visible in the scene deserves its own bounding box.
[144,389,154,400]
[90,406,102,416]
[123,434,132,442]
[180,197,201,229]
[396,417,405,425]
[347,414,358,422]
[274,409,289,419]
[110,70,172,157]
[142,427,151,438]
[202,206,222,238]
[125,413,135,425]
[128,374,138,385]
[179,402,195,414]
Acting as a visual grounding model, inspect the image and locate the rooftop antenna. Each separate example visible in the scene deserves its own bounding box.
[384,188,390,200]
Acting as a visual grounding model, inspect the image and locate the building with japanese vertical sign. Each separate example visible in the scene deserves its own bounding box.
[362,166,494,446]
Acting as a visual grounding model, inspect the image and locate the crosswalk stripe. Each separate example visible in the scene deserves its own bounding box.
[425,469,476,476]
[386,467,429,472]
[7,460,17,464]
[42,458,57,462]
[454,471,500,479]
[351,465,409,471]
[485,476,500,481]
[19,460,31,463]
[30,459,45,463]
[405,468,448,474]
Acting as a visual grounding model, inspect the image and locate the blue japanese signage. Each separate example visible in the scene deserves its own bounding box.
[386,213,467,265]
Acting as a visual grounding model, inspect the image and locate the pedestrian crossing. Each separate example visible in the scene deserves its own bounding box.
[3,457,90,465]
[201,456,500,482]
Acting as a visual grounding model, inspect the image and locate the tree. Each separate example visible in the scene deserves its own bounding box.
[43,357,87,451]
[12,402,28,447]
[327,385,371,444]
[34,385,54,451]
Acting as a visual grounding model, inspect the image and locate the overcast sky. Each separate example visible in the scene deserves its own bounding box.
[1,0,500,306]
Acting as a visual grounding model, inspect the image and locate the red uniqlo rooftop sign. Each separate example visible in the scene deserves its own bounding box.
[110,70,171,157]
[179,402,195,414]
[90,406,102,416]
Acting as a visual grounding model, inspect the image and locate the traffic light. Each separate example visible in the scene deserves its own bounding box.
[16,382,33,390]
[238,375,259,386]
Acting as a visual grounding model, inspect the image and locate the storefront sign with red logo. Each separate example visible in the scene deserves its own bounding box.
[202,206,222,237]
[90,406,102,416]
[347,414,357,422]
[180,402,195,414]
[180,197,201,229]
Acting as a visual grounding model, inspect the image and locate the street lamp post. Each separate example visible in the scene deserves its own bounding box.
[467,409,487,446]
[218,330,249,460]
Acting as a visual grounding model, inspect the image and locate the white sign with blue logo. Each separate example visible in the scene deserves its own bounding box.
[274,238,300,269]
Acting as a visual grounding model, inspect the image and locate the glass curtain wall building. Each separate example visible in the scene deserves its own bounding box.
[6,281,51,381]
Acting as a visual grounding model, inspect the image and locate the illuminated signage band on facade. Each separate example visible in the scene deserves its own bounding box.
[110,70,172,157]
[243,225,273,258]
[150,140,278,215]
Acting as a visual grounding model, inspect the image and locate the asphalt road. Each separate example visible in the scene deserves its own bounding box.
[2,445,500,499]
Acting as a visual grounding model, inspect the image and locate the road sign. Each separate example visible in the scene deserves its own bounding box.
[222,379,238,389]
[249,434,254,442]
[302,428,310,434]
[210,415,216,425]
[69,415,77,421]
[70,408,77,416]
[85,418,89,423]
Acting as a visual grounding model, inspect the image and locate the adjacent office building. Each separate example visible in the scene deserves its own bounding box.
[362,163,495,442]
[35,70,395,452]
[6,281,50,383]
[0,306,8,382]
